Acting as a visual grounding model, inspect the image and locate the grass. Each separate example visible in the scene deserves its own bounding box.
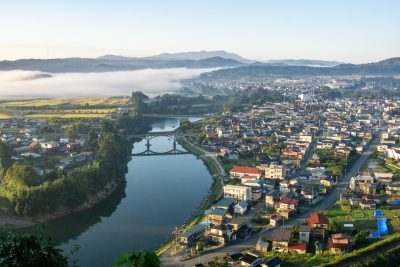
[324,201,400,232]
[321,232,400,267]
[263,252,335,267]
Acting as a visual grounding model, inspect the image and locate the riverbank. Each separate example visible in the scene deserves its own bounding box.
[157,136,225,256]
[0,179,121,229]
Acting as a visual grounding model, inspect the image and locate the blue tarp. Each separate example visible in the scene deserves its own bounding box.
[377,218,389,235]
[387,199,400,205]
[370,231,381,238]
[374,210,383,217]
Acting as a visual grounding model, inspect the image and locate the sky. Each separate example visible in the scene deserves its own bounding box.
[0,0,399,63]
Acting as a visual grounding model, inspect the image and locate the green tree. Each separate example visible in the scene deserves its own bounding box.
[114,250,161,267]
[3,162,40,189]
[0,141,12,171]
[87,129,99,152]
[0,229,68,267]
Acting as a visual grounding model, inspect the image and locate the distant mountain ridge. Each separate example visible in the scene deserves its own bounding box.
[265,59,343,67]
[1,50,398,76]
[200,57,400,79]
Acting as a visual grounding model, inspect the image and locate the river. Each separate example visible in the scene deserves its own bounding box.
[32,117,211,267]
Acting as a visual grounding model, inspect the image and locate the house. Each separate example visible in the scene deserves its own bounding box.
[350,175,376,194]
[374,172,393,184]
[308,212,329,229]
[212,198,237,211]
[240,252,264,267]
[269,215,282,227]
[180,224,205,247]
[223,185,252,201]
[262,257,281,267]
[386,183,400,195]
[299,225,311,244]
[228,253,243,265]
[41,141,60,151]
[206,224,235,245]
[265,191,279,207]
[271,230,291,252]
[234,201,249,216]
[328,233,354,254]
[204,208,228,225]
[256,237,270,252]
[260,163,286,180]
[359,199,376,209]
[230,166,261,180]
[288,242,307,254]
[275,197,298,218]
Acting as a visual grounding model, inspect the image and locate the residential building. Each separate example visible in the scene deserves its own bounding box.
[230,166,261,179]
[223,185,252,201]
[328,233,354,254]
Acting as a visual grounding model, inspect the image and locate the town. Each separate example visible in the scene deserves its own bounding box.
[161,94,400,266]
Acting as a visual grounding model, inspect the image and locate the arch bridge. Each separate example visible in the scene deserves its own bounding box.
[129,131,202,156]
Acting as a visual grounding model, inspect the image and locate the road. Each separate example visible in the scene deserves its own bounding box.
[163,134,380,266]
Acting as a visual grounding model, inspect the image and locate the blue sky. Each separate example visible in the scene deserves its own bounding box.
[0,0,399,63]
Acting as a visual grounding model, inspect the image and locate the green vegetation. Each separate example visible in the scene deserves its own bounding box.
[114,250,161,267]
[0,229,68,267]
[0,115,150,216]
[315,149,355,176]
[321,232,400,267]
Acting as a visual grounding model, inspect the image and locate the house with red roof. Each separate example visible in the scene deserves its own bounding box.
[288,242,307,254]
[307,212,329,229]
[229,166,261,180]
[275,197,299,218]
[328,233,354,254]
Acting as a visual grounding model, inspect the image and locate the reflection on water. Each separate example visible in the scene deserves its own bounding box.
[27,117,210,267]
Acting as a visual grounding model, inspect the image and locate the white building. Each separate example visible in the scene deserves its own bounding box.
[223,185,252,201]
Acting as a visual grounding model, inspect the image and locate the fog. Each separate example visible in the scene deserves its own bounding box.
[0,68,211,99]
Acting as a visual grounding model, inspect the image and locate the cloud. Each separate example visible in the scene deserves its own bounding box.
[0,68,211,98]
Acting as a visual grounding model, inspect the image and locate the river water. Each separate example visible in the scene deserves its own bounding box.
[33,118,211,266]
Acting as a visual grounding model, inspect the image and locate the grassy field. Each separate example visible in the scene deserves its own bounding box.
[0,97,129,107]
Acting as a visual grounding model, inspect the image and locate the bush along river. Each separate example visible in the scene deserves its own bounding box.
[29,117,212,267]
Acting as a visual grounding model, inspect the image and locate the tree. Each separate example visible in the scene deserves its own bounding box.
[0,141,12,171]
[196,241,204,251]
[3,162,40,189]
[114,250,161,267]
[65,123,79,139]
[354,232,368,247]
[0,229,68,267]
[87,129,99,152]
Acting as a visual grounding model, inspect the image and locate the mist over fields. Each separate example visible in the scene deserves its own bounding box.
[0,68,211,99]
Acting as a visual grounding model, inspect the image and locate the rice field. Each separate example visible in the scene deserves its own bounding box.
[0,97,129,107]
[24,113,108,119]
[0,113,11,119]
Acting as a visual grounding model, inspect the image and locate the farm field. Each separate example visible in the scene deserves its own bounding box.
[0,97,130,107]
[24,113,108,119]
[0,113,11,119]
[324,201,400,232]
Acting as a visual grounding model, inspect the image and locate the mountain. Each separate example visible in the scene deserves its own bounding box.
[0,56,244,73]
[200,57,400,80]
[143,50,254,63]
[265,59,343,67]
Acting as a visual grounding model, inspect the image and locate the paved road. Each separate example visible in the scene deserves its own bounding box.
[163,134,380,266]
